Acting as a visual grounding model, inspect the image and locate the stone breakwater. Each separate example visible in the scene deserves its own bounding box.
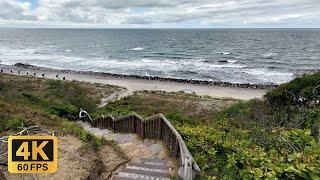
[13,63,277,89]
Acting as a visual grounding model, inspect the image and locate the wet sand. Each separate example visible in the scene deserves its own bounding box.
[0,64,268,100]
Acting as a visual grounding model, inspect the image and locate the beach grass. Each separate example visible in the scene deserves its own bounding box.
[0,73,120,149]
[94,90,237,125]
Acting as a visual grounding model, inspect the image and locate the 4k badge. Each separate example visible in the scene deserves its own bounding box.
[8,136,58,173]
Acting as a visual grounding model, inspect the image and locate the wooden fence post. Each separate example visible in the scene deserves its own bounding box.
[158,118,162,139]
[141,121,145,138]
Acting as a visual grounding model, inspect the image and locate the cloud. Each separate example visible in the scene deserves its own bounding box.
[0,0,319,27]
[0,0,37,21]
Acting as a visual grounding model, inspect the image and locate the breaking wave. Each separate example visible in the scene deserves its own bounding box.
[126,47,145,51]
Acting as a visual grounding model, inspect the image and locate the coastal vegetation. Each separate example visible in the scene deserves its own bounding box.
[0,74,120,148]
[0,73,129,179]
[95,72,320,179]
[1,72,319,179]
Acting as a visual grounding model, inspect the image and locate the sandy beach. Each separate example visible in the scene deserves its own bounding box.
[0,64,268,100]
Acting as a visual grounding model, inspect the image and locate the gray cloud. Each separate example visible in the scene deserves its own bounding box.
[0,0,319,27]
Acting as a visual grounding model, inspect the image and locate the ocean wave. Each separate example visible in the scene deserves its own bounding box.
[0,46,84,66]
[218,52,231,55]
[143,55,193,60]
[141,59,158,63]
[268,61,288,65]
[0,46,295,85]
[214,64,246,68]
[73,58,248,76]
[245,69,292,76]
[262,52,277,59]
[244,68,293,84]
[154,52,193,57]
[228,60,237,63]
[126,47,145,51]
[218,60,238,63]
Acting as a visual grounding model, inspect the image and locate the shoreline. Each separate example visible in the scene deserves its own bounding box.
[0,63,269,100]
[13,63,277,89]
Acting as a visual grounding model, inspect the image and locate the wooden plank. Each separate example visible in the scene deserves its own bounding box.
[121,168,170,178]
[128,162,170,170]
[141,158,167,165]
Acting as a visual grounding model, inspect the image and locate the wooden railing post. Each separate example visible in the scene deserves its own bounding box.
[174,137,179,158]
[157,118,162,139]
[141,121,145,138]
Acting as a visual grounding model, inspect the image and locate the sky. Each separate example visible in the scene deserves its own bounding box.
[0,0,319,28]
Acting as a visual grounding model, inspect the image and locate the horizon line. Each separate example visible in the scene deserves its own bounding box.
[0,27,320,30]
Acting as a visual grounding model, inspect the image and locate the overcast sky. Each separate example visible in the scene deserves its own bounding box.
[0,0,319,28]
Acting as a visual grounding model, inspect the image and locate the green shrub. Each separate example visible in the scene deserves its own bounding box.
[178,125,320,179]
[19,92,78,117]
[22,93,40,104]
[165,112,193,125]
[2,117,25,130]
[0,81,5,91]
[46,80,97,113]
[175,72,320,179]
[266,72,320,108]
[45,102,77,117]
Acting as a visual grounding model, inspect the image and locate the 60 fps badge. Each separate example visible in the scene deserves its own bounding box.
[8,136,58,173]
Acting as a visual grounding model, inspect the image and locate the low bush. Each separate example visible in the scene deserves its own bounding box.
[45,102,77,117]
[46,80,98,113]
[0,117,26,131]
[266,72,320,108]
[178,125,320,179]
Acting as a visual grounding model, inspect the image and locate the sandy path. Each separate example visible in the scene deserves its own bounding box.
[0,64,268,100]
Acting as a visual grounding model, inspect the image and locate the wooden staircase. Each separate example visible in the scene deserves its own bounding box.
[81,112,201,179]
[112,158,171,180]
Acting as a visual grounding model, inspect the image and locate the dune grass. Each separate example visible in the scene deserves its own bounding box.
[0,74,121,148]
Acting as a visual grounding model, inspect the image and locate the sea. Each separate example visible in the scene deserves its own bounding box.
[0,28,319,85]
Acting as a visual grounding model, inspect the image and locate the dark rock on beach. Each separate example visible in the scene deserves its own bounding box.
[11,63,278,89]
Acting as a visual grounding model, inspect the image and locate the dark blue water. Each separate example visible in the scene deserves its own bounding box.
[0,28,319,84]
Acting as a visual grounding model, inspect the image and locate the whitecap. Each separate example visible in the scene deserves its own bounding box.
[262,52,277,58]
[127,47,145,51]
[227,60,237,63]
[141,59,157,63]
[65,49,71,52]
[210,64,246,69]
[244,68,294,84]
[219,52,231,55]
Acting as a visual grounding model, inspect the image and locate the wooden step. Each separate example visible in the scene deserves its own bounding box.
[140,158,167,165]
[117,172,170,180]
[126,166,168,174]
[128,162,170,170]
[122,168,171,178]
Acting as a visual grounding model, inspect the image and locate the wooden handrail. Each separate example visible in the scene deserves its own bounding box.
[144,113,200,179]
[87,112,200,179]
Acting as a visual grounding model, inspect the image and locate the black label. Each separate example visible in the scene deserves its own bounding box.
[11,139,54,162]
